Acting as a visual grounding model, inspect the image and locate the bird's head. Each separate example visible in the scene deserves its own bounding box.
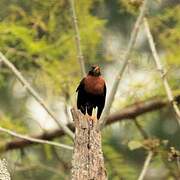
[88,65,101,76]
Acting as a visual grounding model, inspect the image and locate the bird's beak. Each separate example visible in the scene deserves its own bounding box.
[94,66,100,73]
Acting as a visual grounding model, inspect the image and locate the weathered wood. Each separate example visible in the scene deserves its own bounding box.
[0,159,11,180]
[71,108,107,180]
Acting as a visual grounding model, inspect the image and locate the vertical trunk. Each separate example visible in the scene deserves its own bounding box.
[71,108,107,180]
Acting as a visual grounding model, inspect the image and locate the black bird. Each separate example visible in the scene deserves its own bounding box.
[76,65,106,119]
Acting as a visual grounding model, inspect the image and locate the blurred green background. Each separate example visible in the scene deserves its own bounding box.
[0,0,180,179]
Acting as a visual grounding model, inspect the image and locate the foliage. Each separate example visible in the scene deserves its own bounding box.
[0,0,105,95]
[150,5,180,67]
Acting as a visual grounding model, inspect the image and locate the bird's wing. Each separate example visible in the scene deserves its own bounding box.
[101,83,106,107]
[104,83,106,98]
[97,82,107,119]
[76,78,86,110]
[97,82,106,108]
[76,78,85,92]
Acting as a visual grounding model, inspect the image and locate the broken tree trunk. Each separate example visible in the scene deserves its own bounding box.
[71,108,107,180]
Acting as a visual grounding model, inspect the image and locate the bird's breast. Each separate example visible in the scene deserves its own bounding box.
[84,76,105,95]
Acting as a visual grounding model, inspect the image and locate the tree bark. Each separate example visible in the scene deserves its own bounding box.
[71,108,107,180]
[0,159,11,180]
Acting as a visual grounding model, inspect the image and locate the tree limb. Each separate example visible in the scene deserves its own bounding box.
[99,0,149,129]
[3,95,180,152]
[0,52,74,139]
[0,126,73,150]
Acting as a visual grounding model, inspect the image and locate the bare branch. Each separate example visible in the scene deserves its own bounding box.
[134,116,177,180]
[133,118,149,139]
[16,162,63,175]
[99,0,149,129]
[177,157,180,174]
[4,95,180,152]
[0,52,74,139]
[137,151,154,180]
[143,18,180,127]
[69,0,86,77]
[0,126,73,150]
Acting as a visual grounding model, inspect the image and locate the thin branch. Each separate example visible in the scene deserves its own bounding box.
[99,0,149,129]
[177,157,180,174]
[0,126,73,150]
[133,119,153,180]
[133,118,149,139]
[132,103,178,179]
[0,52,74,139]
[143,18,180,127]
[134,118,178,179]
[16,162,63,176]
[4,95,180,152]
[137,151,154,180]
[69,0,86,77]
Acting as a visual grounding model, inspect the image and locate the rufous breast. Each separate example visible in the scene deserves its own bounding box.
[84,75,105,95]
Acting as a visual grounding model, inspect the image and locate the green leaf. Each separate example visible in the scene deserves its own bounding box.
[128,140,143,150]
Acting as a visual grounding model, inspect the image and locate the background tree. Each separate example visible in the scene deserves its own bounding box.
[0,0,180,179]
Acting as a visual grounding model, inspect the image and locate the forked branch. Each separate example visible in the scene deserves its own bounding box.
[144,18,180,127]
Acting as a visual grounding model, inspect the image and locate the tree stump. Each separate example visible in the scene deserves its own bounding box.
[71,108,107,180]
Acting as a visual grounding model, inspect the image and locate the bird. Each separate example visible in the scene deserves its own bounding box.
[76,65,106,119]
